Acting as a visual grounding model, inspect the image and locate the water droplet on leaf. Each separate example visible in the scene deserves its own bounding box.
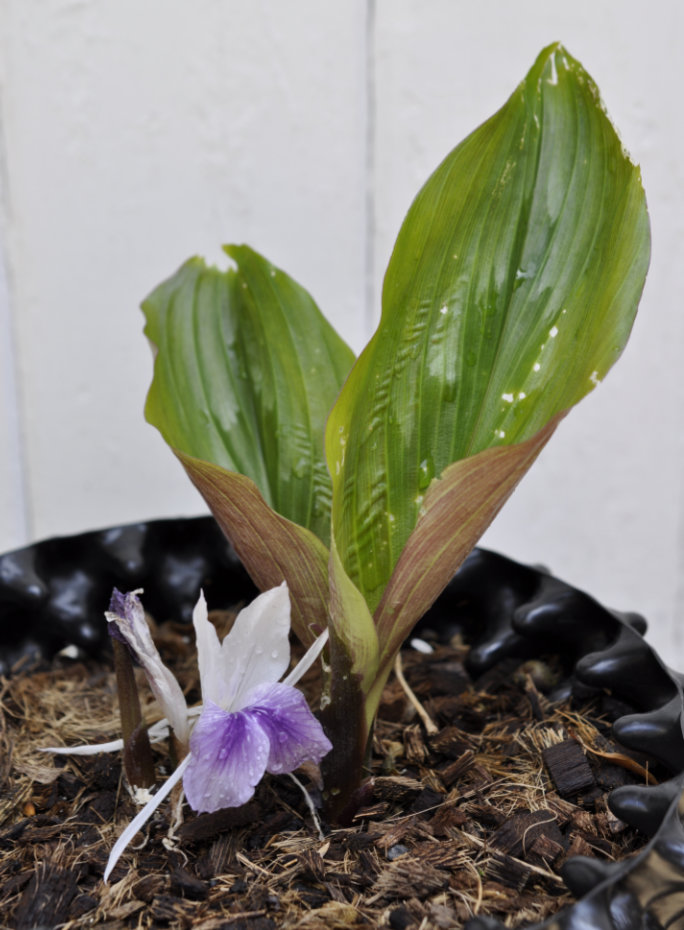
[417,457,434,490]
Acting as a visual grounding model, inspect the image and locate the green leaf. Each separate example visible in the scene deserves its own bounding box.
[326,43,650,612]
[374,414,561,672]
[143,245,355,546]
[327,535,379,700]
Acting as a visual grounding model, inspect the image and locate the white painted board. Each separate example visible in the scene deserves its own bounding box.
[0,0,369,545]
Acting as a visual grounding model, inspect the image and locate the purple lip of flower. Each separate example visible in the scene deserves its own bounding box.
[184,682,332,813]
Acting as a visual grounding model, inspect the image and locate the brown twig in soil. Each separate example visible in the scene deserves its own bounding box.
[394,652,439,735]
[566,726,659,785]
[460,831,565,887]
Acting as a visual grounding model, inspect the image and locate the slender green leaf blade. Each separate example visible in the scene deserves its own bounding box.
[327,536,379,698]
[144,245,355,545]
[326,43,650,611]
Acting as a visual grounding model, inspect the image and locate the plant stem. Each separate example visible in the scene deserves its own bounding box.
[112,638,156,788]
[319,642,372,824]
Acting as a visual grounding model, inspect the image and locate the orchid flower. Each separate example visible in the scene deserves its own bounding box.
[45,582,331,881]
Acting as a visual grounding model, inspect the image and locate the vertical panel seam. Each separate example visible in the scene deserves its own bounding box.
[0,75,32,547]
[363,0,377,337]
[672,423,684,656]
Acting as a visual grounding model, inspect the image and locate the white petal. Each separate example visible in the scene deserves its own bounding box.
[282,628,329,688]
[194,582,291,712]
[147,705,203,744]
[192,591,225,707]
[41,739,124,755]
[42,706,204,758]
[137,658,189,747]
[104,755,191,883]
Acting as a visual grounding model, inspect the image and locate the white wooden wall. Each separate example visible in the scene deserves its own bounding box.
[1,1,683,660]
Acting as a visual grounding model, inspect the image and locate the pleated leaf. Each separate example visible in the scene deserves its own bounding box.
[144,245,354,544]
[326,43,650,615]
[143,246,355,638]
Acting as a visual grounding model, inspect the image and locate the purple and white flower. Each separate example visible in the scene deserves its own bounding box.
[184,584,332,812]
[45,582,331,881]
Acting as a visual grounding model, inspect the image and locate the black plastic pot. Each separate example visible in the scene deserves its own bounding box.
[2,517,683,929]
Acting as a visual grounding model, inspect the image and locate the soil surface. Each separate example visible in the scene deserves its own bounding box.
[0,610,657,930]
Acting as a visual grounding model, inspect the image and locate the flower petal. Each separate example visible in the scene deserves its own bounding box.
[184,701,270,812]
[191,591,224,707]
[104,755,191,883]
[42,739,124,755]
[282,628,329,688]
[193,582,291,711]
[246,682,332,774]
[106,589,190,746]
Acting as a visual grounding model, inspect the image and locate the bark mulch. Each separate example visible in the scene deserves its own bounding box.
[0,611,656,930]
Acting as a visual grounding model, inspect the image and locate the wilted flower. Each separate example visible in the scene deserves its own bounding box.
[106,588,190,747]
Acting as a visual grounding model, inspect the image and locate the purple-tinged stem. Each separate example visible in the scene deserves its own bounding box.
[319,638,373,824]
[112,638,156,788]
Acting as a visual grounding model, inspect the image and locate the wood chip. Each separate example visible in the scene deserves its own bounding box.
[490,809,559,858]
[565,832,595,859]
[179,801,262,842]
[374,858,450,901]
[403,724,428,763]
[429,804,468,836]
[372,776,425,804]
[436,751,475,787]
[542,739,595,797]
[544,792,580,826]
[528,833,565,868]
[430,726,473,759]
[485,851,534,891]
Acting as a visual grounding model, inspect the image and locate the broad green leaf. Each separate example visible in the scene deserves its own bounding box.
[143,245,355,546]
[326,43,650,612]
[176,451,330,644]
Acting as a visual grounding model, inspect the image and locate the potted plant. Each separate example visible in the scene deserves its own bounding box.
[2,520,684,927]
[2,42,679,929]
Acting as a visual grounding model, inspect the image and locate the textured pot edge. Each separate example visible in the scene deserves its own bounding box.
[445,549,684,929]
[1,517,682,930]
